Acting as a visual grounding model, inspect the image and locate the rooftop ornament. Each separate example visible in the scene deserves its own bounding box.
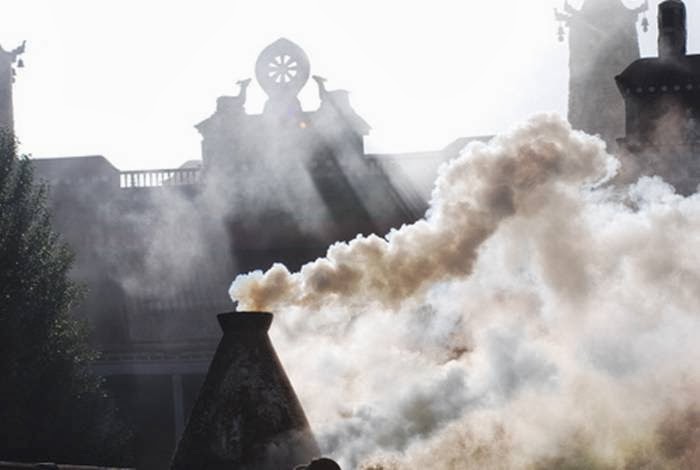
[0,40,26,82]
[554,0,650,42]
[255,38,310,102]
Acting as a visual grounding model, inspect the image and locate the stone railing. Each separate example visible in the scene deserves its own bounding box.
[119,168,201,189]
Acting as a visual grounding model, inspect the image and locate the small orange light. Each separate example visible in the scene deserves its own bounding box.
[299,121,307,129]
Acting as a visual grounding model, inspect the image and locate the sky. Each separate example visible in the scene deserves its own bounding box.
[0,0,698,170]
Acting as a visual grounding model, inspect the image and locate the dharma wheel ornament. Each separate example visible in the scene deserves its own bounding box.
[256,38,310,101]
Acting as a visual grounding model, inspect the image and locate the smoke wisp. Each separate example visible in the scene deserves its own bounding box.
[230,114,700,469]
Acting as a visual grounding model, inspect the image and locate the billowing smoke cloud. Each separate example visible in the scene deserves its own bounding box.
[230,114,700,469]
[231,114,615,312]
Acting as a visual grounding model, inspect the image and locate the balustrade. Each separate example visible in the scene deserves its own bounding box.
[119,168,201,188]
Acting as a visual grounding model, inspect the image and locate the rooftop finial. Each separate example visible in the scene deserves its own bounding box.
[554,0,649,43]
[0,40,27,131]
[235,78,251,102]
[312,75,327,101]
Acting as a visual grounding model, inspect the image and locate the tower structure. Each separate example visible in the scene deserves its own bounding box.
[0,41,25,132]
[556,0,648,147]
[616,0,700,194]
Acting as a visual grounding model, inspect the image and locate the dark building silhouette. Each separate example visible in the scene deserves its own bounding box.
[29,38,459,469]
[556,0,648,147]
[616,0,700,194]
[16,3,699,465]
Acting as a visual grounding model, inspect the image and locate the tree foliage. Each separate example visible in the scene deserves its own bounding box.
[0,131,133,466]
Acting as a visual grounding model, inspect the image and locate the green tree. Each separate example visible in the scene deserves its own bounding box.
[0,131,133,466]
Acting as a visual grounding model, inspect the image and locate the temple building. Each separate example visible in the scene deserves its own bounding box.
[25,38,459,469]
[0,1,696,467]
[616,0,700,194]
[556,0,700,193]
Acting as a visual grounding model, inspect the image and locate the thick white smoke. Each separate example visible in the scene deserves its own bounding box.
[230,114,700,469]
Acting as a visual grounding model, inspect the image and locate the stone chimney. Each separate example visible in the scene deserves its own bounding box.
[171,312,320,470]
[658,0,687,60]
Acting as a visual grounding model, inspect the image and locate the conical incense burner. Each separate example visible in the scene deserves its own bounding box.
[171,312,320,470]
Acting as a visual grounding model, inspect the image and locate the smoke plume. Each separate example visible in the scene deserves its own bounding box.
[229,114,700,469]
[231,114,614,312]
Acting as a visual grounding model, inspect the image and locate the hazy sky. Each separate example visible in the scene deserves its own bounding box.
[1,0,698,170]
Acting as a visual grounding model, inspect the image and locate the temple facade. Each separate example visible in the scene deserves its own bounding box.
[33,38,434,347]
[29,38,454,469]
[195,38,425,273]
